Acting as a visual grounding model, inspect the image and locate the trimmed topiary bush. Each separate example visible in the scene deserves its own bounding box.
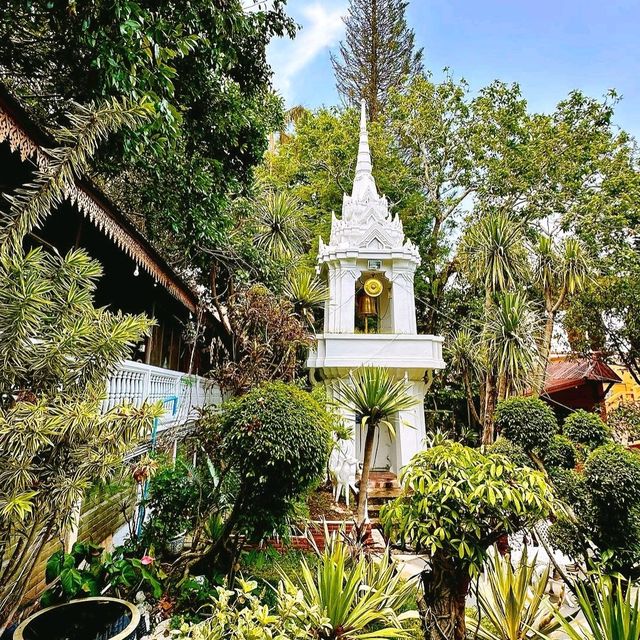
[487,437,532,468]
[563,409,610,450]
[584,443,640,513]
[495,396,558,453]
[543,434,578,470]
[218,381,332,537]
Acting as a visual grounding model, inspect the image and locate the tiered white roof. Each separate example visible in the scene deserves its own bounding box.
[318,100,420,263]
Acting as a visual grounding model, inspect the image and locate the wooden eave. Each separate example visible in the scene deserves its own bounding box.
[0,85,197,313]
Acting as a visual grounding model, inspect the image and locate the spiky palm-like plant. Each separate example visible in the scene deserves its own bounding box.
[335,368,417,524]
[253,191,308,259]
[0,99,159,631]
[484,291,541,400]
[552,575,640,640]
[459,211,529,300]
[531,234,591,394]
[284,268,329,326]
[279,528,418,639]
[446,328,482,426]
[459,212,530,444]
[468,548,561,640]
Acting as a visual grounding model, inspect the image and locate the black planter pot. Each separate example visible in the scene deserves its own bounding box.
[13,597,141,640]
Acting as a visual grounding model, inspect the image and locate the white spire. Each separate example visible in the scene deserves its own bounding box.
[352,99,378,201]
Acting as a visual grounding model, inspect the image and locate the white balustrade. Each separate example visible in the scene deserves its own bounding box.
[103,360,221,434]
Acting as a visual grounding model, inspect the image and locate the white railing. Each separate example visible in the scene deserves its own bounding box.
[103,360,221,433]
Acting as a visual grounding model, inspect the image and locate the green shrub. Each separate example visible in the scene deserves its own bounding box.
[487,437,532,468]
[563,409,610,449]
[217,382,332,538]
[144,458,217,548]
[495,396,558,453]
[584,444,640,513]
[543,434,578,470]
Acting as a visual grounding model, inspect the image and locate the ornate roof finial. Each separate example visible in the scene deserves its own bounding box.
[352,99,378,201]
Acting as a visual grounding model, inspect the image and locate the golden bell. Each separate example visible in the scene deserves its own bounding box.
[357,293,377,317]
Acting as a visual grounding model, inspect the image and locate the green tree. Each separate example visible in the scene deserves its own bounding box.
[531,234,591,394]
[458,212,532,443]
[204,382,332,566]
[0,99,161,629]
[0,0,294,263]
[335,368,417,524]
[380,439,552,640]
[331,0,423,120]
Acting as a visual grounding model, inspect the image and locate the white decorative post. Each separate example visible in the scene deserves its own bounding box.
[308,100,446,474]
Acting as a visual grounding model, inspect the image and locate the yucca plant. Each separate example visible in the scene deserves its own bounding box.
[531,234,592,394]
[446,327,483,426]
[284,268,329,326]
[278,529,418,639]
[335,368,417,523]
[253,191,309,259]
[484,291,541,400]
[459,211,529,300]
[468,548,561,640]
[550,574,640,640]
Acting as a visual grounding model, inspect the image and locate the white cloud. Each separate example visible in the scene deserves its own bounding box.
[268,2,346,103]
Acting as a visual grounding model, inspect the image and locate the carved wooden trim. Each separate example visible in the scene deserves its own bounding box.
[0,105,196,312]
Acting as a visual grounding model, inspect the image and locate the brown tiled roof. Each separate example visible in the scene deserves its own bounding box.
[543,356,622,395]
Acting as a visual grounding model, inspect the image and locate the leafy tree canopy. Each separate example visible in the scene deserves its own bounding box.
[0,0,294,262]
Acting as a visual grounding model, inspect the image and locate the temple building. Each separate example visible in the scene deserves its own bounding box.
[308,101,445,473]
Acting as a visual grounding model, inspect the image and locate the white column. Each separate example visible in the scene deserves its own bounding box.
[390,269,417,334]
[395,380,427,468]
[336,264,359,334]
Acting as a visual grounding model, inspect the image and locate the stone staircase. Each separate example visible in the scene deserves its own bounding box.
[367,471,401,523]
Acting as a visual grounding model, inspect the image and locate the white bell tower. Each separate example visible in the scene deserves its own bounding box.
[308,100,446,472]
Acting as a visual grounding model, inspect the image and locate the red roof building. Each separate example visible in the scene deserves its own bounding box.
[538,355,622,421]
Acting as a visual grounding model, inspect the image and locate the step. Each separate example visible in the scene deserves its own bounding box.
[368,487,402,500]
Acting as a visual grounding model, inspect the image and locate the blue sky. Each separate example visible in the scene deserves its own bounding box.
[267,0,640,138]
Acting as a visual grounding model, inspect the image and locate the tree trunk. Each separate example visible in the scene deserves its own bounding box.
[532,311,555,396]
[419,554,469,640]
[356,422,377,525]
[481,371,497,445]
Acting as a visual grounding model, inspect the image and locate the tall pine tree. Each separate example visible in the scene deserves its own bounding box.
[331,0,423,120]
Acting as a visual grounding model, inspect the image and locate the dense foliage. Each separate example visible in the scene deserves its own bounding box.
[494,396,558,454]
[550,442,640,577]
[543,434,578,470]
[562,409,611,450]
[214,382,331,540]
[144,459,218,549]
[211,285,314,396]
[0,245,160,627]
[381,439,552,640]
[41,541,162,606]
[0,0,293,263]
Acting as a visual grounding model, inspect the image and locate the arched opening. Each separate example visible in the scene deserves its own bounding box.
[354,271,392,333]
